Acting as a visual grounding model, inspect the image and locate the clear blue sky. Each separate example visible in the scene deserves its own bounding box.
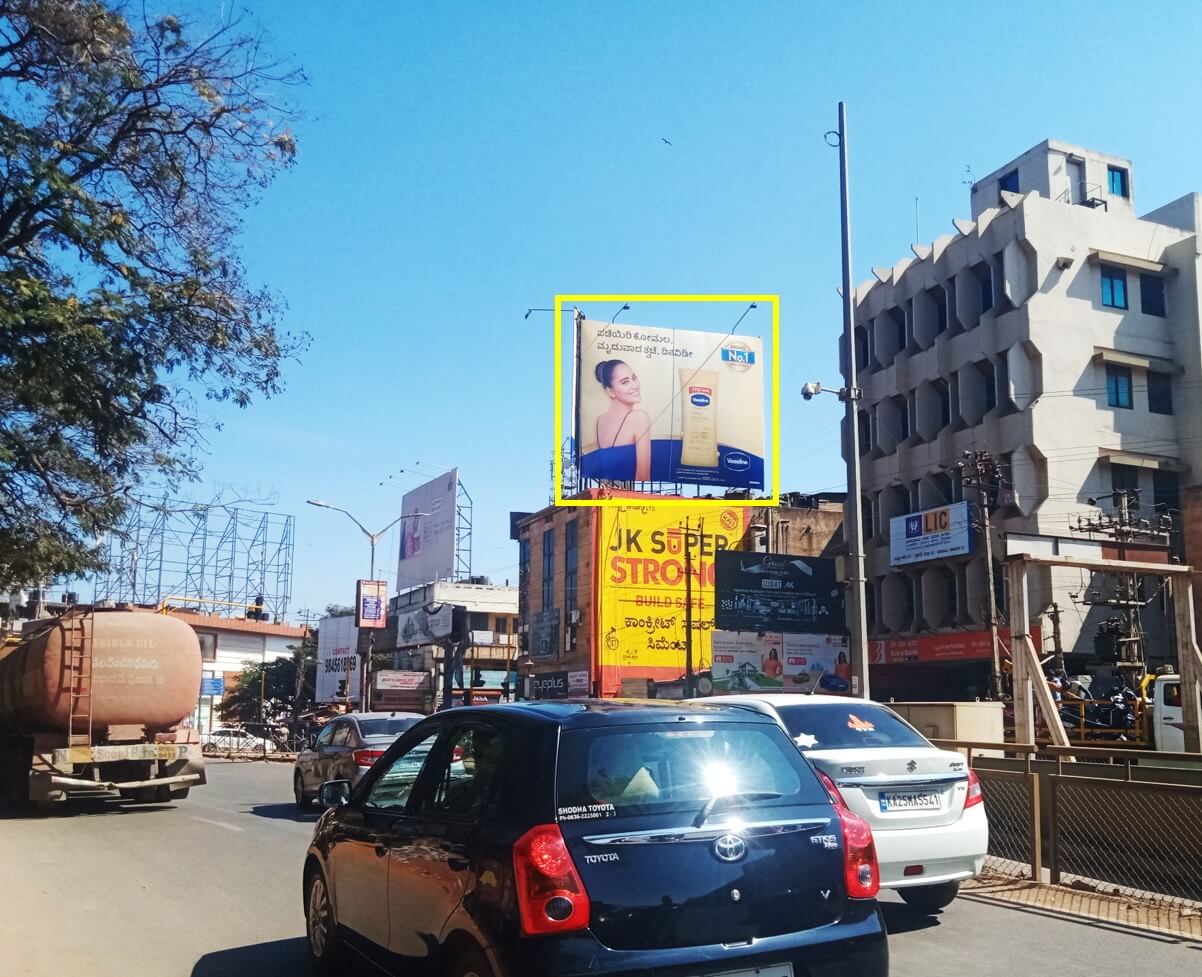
[185,0,1202,619]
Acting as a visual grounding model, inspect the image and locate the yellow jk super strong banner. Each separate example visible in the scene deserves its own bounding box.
[596,505,749,694]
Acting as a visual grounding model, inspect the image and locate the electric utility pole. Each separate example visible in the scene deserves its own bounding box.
[961,450,1003,699]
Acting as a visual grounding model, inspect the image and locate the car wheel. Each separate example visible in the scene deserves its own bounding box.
[899,880,960,913]
[449,948,496,977]
[294,773,310,810]
[305,869,349,975]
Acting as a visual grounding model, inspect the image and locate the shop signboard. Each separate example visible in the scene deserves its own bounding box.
[710,631,850,694]
[316,614,360,704]
[889,501,972,567]
[869,628,1038,664]
[356,579,387,629]
[532,670,569,699]
[375,670,429,691]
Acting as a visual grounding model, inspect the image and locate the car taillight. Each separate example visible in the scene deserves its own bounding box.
[965,769,984,809]
[353,749,385,767]
[838,807,880,900]
[512,824,590,936]
[452,746,464,762]
[817,769,849,809]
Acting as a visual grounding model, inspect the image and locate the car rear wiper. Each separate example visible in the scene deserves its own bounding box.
[694,791,782,827]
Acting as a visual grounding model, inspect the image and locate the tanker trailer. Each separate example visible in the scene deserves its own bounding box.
[0,609,205,806]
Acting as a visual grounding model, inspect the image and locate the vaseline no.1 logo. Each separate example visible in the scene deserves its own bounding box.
[689,386,712,407]
[724,452,751,472]
[721,341,755,373]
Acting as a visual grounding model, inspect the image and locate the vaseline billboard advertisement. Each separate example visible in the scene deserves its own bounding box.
[577,319,765,489]
[596,504,749,695]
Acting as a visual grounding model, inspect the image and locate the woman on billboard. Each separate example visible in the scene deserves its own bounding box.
[587,360,651,481]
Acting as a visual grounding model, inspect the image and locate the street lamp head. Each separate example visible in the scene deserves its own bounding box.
[306,499,330,508]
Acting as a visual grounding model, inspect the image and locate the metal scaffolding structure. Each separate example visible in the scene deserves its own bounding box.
[455,480,473,581]
[94,499,295,619]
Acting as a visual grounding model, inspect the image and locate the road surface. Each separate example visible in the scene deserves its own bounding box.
[0,761,1197,977]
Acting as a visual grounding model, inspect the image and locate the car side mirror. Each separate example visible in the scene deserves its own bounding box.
[307,733,317,749]
[318,780,352,809]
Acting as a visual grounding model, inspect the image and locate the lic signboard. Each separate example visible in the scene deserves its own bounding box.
[889,501,972,567]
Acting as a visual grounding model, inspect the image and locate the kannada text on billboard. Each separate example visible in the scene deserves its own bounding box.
[576,319,765,489]
[596,504,749,694]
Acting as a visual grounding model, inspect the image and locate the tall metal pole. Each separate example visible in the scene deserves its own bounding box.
[837,101,871,700]
[684,518,694,698]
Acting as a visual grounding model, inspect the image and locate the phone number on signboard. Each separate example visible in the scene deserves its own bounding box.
[323,655,358,674]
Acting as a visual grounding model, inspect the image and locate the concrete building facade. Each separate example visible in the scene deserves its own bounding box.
[846,139,1198,695]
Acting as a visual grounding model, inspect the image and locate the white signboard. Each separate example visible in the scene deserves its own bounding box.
[397,469,459,591]
[889,501,972,567]
[395,603,454,647]
[316,614,361,705]
[710,631,850,694]
[375,670,429,691]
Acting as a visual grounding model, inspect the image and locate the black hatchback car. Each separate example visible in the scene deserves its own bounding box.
[302,699,888,977]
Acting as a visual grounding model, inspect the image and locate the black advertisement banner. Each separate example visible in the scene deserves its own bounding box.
[715,551,845,634]
[532,670,569,699]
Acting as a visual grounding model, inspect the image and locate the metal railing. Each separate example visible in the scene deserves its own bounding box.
[935,738,1202,911]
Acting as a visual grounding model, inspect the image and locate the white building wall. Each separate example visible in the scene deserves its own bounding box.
[847,139,1196,667]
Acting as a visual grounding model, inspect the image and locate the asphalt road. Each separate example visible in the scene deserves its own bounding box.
[0,761,1198,977]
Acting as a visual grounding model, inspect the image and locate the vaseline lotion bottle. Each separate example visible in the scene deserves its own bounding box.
[679,368,720,467]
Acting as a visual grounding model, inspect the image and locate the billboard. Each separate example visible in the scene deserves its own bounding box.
[715,552,845,633]
[316,614,360,705]
[869,628,1037,665]
[711,631,851,694]
[890,501,972,567]
[397,469,458,591]
[356,579,387,629]
[596,504,749,694]
[395,603,454,647]
[577,320,765,489]
[375,670,429,691]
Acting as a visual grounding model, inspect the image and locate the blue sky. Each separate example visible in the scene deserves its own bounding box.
[182,0,1202,618]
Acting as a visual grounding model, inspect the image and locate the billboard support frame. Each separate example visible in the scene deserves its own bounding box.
[455,479,473,581]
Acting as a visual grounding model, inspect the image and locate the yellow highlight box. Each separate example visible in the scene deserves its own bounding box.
[553,293,781,508]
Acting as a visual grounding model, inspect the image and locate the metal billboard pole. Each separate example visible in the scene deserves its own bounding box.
[833,101,872,700]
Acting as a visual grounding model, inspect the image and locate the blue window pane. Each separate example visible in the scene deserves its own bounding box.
[1108,166,1129,197]
[1101,266,1128,309]
[1106,366,1133,409]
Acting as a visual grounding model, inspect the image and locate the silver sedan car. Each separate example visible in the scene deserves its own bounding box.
[293,711,424,809]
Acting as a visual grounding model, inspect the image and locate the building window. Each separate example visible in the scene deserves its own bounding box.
[1153,470,1181,515]
[564,519,578,613]
[1148,371,1173,415]
[1108,165,1129,198]
[901,575,916,625]
[1111,464,1140,509]
[999,169,1020,194]
[541,529,554,610]
[894,395,910,441]
[861,495,874,543]
[495,616,509,634]
[518,538,530,619]
[857,409,871,454]
[935,379,951,428]
[1101,265,1128,309]
[865,580,877,631]
[469,611,490,632]
[945,571,959,621]
[973,263,994,313]
[197,632,217,662]
[1106,365,1133,409]
[1140,274,1166,317]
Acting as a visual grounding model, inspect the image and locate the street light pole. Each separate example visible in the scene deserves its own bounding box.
[306,500,427,712]
[824,101,871,700]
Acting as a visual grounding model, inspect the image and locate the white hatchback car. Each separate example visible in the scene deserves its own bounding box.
[704,694,988,912]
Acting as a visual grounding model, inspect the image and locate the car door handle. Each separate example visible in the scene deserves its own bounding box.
[375,845,389,857]
[447,858,470,871]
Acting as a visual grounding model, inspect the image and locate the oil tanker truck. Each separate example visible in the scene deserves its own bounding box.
[0,609,205,807]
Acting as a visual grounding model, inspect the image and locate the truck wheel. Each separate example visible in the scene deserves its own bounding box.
[899,881,960,913]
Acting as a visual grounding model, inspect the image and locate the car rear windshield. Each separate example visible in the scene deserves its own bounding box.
[555,721,826,821]
[775,703,929,751]
[358,718,420,737]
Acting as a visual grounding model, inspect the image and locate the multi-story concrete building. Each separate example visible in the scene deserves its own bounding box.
[846,139,1198,697]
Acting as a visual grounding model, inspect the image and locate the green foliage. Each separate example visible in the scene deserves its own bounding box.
[0,1,307,588]
[220,636,316,724]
